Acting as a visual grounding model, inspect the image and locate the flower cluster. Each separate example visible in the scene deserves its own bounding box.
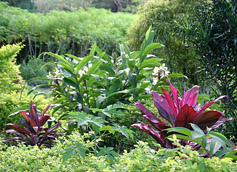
[152,64,170,84]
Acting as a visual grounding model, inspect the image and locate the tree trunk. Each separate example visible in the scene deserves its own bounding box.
[113,0,122,11]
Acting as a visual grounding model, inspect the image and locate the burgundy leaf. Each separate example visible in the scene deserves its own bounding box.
[46,122,61,133]
[3,137,23,143]
[7,124,30,135]
[135,102,168,130]
[39,115,50,126]
[151,91,176,126]
[143,115,170,131]
[19,111,30,123]
[30,101,39,126]
[166,76,180,110]
[132,122,166,147]
[180,85,199,107]
[135,102,162,122]
[29,119,37,127]
[211,117,234,130]
[197,95,228,116]
[194,110,223,129]
[161,87,178,116]
[4,129,27,138]
[174,105,196,128]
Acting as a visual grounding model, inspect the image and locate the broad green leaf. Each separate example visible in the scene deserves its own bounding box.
[109,79,122,94]
[223,149,237,160]
[47,52,70,65]
[145,26,152,40]
[209,131,234,149]
[190,124,205,138]
[87,61,102,75]
[58,62,74,74]
[76,55,94,73]
[65,54,80,62]
[129,51,140,59]
[140,58,162,69]
[142,43,162,57]
[89,43,97,56]
[167,127,192,137]
[209,138,221,156]
[63,77,78,89]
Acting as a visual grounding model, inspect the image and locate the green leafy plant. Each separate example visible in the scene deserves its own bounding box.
[0,136,236,171]
[0,43,24,93]
[0,2,135,61]
[189,0,237,140]
[132,77,234,148]
[20,56,52,85]
[127,0,205,84]
[3,101,61,147]
[167,123,236,159]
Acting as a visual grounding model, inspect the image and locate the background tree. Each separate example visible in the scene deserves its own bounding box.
[189,0,237,140]
[127,0,205,84]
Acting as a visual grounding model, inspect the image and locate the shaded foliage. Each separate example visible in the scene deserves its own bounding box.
[189,0,237,140]
[127,0,205,84]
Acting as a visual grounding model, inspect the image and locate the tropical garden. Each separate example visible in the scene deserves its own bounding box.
[0,0,236,171]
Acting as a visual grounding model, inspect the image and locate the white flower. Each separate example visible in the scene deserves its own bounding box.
[152,64,170,85]
[78,69,86,77]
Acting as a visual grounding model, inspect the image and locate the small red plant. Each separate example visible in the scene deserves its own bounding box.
[4,101,61,147]
[132,77,234,148]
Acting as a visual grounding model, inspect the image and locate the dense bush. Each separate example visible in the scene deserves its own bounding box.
[127,0,205,84]
[189,0,237,140]
[0,136,236,171]
[0,2,135,62]
[20,56,52,85]
[0,43,23,93]
[0,43,54,131]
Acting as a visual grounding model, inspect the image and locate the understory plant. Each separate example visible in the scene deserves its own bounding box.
[167,124,237,159]
[3,101,61,147]
[132,77,234,149]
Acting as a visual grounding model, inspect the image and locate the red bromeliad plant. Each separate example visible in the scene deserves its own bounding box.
[132,77,234,148]
[4,101,61,148]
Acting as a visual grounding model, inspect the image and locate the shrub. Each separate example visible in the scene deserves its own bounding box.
[0,2,135,61]
[127,0,205,84]
[0,43,24,93]
[132,77,234,149]
[3,101,61,147]
[20,56,52,85]
[189,0,237,140]
[0,137,236,171]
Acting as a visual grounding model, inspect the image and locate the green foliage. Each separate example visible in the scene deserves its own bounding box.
[36,28,180,152]
[1,0,35,12]
[127,0,205,84]
[0,43,24,93]
[0,137,236,171]
[0,2,135,61]
[168,124,236,159]
[0,91,53,132]
[43,28,167,118]
[189,0,237,140]
[20,56,52,85]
